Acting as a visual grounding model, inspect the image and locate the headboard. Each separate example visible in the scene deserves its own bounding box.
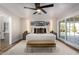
[34,28,46,33]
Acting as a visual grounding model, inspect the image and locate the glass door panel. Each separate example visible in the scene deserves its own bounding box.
[66,18,75,43]
[59,20,66,40]
[73,19,79,45]
[66,19,70,40]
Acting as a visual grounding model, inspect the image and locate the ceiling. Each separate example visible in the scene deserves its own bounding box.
[0,3,79,20]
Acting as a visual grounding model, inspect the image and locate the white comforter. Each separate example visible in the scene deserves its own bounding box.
[26,33,56,42]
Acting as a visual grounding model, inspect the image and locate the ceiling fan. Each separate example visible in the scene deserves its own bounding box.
[24,3,54,14]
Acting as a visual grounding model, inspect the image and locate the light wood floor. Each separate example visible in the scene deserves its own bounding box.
[2,40,79,55]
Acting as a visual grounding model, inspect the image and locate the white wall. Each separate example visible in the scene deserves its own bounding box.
[51,18,57,32]
[21,18,31,34]
[11,16,22,44]
[21,18,27,34]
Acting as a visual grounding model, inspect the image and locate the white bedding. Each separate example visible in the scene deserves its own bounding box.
[26,33,56,42]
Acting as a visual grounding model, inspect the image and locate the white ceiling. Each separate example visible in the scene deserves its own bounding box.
[0,3,79,20]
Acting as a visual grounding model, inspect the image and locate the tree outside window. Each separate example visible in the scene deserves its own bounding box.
[72,24,77,33]
[71,24,77,36]
[60,23,66,32]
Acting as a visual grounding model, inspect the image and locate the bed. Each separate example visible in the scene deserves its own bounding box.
[26,33,56,44]
[26,33,56,52]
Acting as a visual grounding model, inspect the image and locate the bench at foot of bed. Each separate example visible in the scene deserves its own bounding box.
[26,40,56,52]
[27,40,56,47]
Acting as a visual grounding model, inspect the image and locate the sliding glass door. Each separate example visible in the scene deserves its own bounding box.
[59,16,79,47]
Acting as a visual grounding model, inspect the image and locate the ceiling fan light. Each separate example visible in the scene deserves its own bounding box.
[36,9,41,13]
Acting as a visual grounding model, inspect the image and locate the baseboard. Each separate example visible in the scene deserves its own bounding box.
[12,39,22,44]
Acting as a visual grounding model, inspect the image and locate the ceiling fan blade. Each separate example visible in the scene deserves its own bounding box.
[35,3,40,8]
[24,7,36,10]
[33,12,37,14]
[41,9,47,14]
[40,4,54,8]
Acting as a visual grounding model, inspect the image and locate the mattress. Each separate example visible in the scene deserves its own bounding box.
[26,33,56,42]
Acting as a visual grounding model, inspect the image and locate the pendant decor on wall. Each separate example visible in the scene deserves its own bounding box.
[31,21,49,26]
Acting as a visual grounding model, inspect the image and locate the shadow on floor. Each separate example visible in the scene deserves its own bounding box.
[24,47,56,53]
